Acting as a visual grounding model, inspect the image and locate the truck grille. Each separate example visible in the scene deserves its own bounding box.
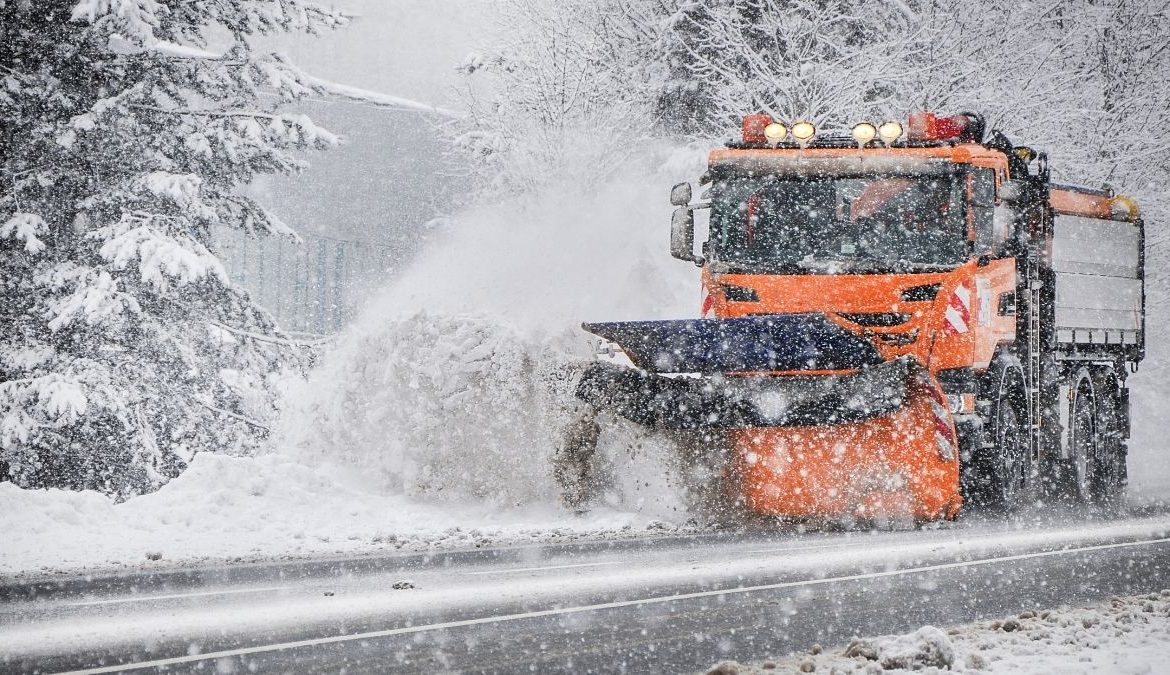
[838,312,911,327]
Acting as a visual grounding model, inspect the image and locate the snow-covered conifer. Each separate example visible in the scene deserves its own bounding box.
[0,0,346,497]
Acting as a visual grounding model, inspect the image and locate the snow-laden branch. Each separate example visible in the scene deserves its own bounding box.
[298,74,465,119]
[129,103,281,120]
[207,320,331,348]
[193,399,270,431]
[134,38,464,118]
[107,34,222,60]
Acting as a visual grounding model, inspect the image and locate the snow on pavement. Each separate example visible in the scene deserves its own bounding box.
[708,591,1170,674]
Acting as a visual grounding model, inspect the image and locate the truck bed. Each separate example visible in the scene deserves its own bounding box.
[1049,188,1144,351]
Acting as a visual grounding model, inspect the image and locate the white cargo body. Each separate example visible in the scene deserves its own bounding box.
[1050,192,1144,349]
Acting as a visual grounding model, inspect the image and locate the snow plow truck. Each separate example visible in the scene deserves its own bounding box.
[560,112,1145,521]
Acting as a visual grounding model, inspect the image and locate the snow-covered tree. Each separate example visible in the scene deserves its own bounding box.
[644,0,924,134]
[0,1,346,497]
[451,0,662,193]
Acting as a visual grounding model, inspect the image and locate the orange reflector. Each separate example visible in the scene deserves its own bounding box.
[908,111,970,142]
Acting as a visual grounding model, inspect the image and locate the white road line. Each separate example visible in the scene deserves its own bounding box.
[741,542,871,555]
[460,561,625,575]
[63,586,292,608]
[55,536,1170,675]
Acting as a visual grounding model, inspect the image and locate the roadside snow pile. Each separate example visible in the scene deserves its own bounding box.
[0,452,678,578]
[279,309,700,516]
[281,313,586,504]
[842,626,956,670]
[707,591,1170,674]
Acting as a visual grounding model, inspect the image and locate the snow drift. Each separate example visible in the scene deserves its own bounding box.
[0,452,658,576]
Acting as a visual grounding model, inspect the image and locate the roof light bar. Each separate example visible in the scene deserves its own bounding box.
[791,121,816,145]
[851,122,877,146]
[763,122,787,145]
[907,112,974,142]
[877,120,903,145]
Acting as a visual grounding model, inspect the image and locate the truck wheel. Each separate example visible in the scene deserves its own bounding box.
[1090,370,1127,509]
[1068,370,1097,503]
[985,357,1033,510]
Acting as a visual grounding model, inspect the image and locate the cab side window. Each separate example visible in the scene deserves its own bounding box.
[971,169,996,255]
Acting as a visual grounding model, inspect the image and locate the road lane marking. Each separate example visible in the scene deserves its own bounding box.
[54,535,1170,674]
[739,527,1055,556]
[741,542,872,555]
[460,561,625,575]
[63,586,292,608]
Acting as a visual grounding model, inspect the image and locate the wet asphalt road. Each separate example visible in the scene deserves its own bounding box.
[4,512,1170,674]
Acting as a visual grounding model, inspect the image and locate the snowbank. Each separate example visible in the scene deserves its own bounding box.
[280,313,584,504]
[0,452,668,578]
[707,590,1170,674]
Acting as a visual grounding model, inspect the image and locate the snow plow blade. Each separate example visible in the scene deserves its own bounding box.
[573,314,962,519]
[729,371,962,521]
[582,314,882,374]
[575,357,960,519]
[575,356,914,430]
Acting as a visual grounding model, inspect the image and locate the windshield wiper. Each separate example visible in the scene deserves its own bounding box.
[715,258,960,276]
[826,259,959,274]
[718,261,812,275]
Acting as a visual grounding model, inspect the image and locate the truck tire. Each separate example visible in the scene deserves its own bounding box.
[1067,369,1097,504]
[1090,369,1127,508]
[982,356,1034,510]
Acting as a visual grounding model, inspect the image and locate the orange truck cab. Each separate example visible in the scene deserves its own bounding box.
[575,112,1144,521]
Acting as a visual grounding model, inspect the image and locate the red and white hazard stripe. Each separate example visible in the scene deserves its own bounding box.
[942,284,972,335]
[926,383,957,462]
[701,286,715,318]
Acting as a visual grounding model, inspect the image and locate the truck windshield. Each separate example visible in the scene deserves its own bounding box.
[709,173,968,274]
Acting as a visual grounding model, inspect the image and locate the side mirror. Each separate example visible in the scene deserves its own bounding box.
[670,182,692,207]
[670,207,698,263]
[998,179,1027,203]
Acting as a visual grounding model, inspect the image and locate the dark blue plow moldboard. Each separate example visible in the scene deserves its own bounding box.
[581,313,882,373]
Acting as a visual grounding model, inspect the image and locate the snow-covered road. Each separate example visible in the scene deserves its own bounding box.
[5,512,1170,673]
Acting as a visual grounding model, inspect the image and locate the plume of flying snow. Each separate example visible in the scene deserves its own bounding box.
[279,143,709,515]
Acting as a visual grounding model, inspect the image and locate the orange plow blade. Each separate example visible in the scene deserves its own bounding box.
[573,316,964,521]
[731,374,962,520]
